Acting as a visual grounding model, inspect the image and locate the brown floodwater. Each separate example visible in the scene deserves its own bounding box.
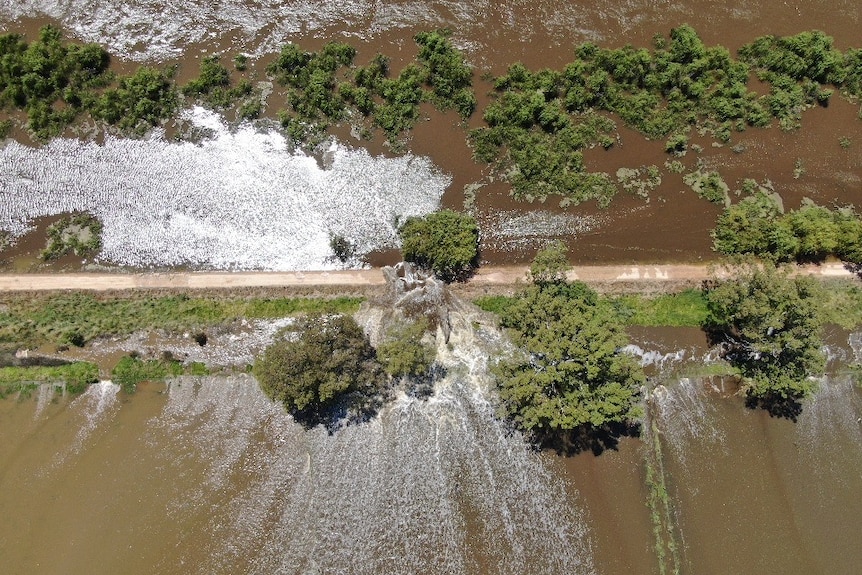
[2,0,862,268]
[2,320,861,575]
[2,2,862,573]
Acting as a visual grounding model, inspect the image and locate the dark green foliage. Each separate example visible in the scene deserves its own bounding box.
[183,57,258,113]
[0,26,177,140]
[91,66,177,133]
[376,317,436,378]
[739,30,846,86]
[529,240,571,285]
[254,314,384,422]
[705,265,825,417]
[268,31,474,145]
[473,295,515,317]
[0,25,112,139]
[712,194,862,264]
[414,30,476,118]
[40,212,102,261]
[0,361,99,397]
[267,41,357,142]
[399,210,479,282]
[183,56,230,96]
[494,280,644,442]
[111,355,183,393]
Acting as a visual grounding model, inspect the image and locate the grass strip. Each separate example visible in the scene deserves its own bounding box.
[0,361,99,397]
[0,293,363,348]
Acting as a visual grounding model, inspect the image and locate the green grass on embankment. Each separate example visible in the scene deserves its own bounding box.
[0,292,364,348]
[475,279,862,329]
[0,361,99,397]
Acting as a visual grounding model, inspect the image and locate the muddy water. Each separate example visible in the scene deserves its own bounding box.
[1,379,598,574]
[3,324,862,574]
[3,1,862,267]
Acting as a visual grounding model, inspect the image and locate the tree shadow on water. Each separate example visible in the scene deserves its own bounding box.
[538,421,642,457]
[290,390,388,434]
[745,393,804,422]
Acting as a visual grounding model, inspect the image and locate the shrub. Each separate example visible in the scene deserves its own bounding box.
[254,314,384,423]
[399,210,479,282]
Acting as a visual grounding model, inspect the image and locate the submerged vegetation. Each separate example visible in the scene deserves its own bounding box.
[0,25,177,139]
[2,24,861,215]
[111,354,207,393]
[0,361,98,397]
[267,29,474,146]
[40,212,102,261]
[471,25,862,206]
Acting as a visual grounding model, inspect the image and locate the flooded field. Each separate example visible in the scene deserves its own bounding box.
[2,2,862,574]
[2,319,861,575]
[1,0,861,268]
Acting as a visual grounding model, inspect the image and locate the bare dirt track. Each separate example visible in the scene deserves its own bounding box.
[0,263,853,293]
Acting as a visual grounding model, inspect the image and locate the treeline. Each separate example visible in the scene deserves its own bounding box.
[471,25,862,206]
[479,247,839,431]
[0,26,474,144]
[713,191,862,264]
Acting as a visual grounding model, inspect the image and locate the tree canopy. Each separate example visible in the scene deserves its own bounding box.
[399,210,479,282]
[706,265,825,417]
[376,317,436,379]
[254,314,384,425]
[494,279,644,447]
[529,240,571,285]
[712,192,862,265]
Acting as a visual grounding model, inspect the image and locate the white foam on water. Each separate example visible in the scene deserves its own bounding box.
[648,377,725,464]
[149,308,597,575]
[797,374,862,452]
[622,343,687,369]
[481,209,603,252]
[0,107,448,270]
[0,0,721,63]
[50,380,120,467]
[32,381,57,420]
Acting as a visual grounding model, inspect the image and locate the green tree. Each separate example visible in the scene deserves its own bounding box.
[494,280,644,447]
[705,265,824,417]
[399,210,479,282]
[529,240,571,285]
[376,317,436,378]
[254,314,384,424]
[711,191,792,261]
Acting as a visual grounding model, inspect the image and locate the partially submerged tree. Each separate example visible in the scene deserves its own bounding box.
[376,317,436,379]
[254,313,385,426]
[494,278,644,452]
[399,210,479,282]
[705,264,825,418]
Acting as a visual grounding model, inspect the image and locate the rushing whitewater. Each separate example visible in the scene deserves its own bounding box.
[0,107,449,270]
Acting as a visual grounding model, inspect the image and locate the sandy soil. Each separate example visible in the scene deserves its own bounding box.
[0,263,853,293]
